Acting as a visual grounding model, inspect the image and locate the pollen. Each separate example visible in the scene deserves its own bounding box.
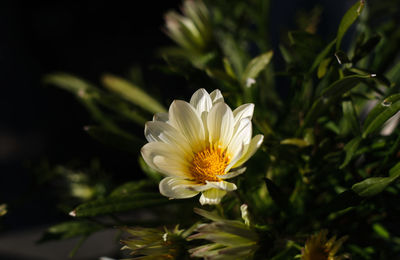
[189,145,231,183]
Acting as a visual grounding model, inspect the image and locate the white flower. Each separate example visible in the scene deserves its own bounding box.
[141,89,264,205]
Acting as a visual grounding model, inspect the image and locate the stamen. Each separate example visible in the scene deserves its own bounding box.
[189,145,230,183]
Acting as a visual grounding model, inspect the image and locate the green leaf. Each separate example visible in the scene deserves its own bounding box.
[280,138,310,148]
[241,51,273,87]
[336,0,365,50]
[372,223,390,240]
[342,100,360,135]
[43,73,95,95]
[84,126,142,154]
[70,193,170,217]
[38,220,103,243]
[320,74,369,99]
[317,57,332,79]
[362,94,400,137]
[301,75,369,129]
[340,136,362,169]
[101,74,166,114]
[110,180,156,197]
[309,39,336,74]
[352,34,381,63]
[352,162,400,197]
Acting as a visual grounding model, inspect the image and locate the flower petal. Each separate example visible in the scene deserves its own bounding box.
[228,118,252,157]
[207,102,234,148]
[190,88,212,115]
[141,142,189,178]
[210,89,224,104]
[225,142,245,173]
[199,188,227,205]
[233,103,254,123]
[144,121,191,156]
[159,177,200,199]
[153,112,169,122]
[169,100,206,151]
[234,134,264,167]
[217,167,246,179]
[206,181,237,191]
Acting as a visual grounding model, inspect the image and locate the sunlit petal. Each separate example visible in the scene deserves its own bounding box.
[199,188,227,205]
[159,177,200,199]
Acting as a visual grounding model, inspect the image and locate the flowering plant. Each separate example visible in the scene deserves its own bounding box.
[34,0,400,259]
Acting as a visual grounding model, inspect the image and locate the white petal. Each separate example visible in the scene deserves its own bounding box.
[159,177,200,199]
[234,134,264,167]
[144,121,191,155]
[217,167,246,179]
[233,103,254,123]
[225,142,245,173]
[207,102,234,148]
[189,89,212,141]
[210,89,224,104]
[153,112,169,122]
[141,142,189,178]
[190,88,212,115]
[228,118,252,157]
[169,100,206,151]
[199,188,227,205]
[206,181,237,191]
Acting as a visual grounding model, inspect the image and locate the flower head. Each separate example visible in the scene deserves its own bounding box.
[121,225,189,259]
[301,230,348,260]
[141,89,263,205]
[164,0,212,53]
[188,207,259,259]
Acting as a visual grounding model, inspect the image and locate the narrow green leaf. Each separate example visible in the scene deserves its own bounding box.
[317,57,332,79]
[336,0,365,50]
[342,100,360,135]
[43,73,95,95]
[217,32,245,77]
[363,94,400,137]
[320,75,369,99]
[110,180,157,197]
[280,138,310,148]
[340,136,362,169]
[241,51,273,87]
[347,67,391,88]
[352,177,394,197]
[302,75,368,129]
[71,193,169,217]
[223,57,237,79]
[352,34,381,63]
[84,126,142,153]
[38,220,103,243]
[352,162,400,197]
[373,223,390,240]
[102,74,166,114]
[309,39,336,74]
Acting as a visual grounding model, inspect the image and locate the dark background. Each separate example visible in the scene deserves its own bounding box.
[0,0,347,243]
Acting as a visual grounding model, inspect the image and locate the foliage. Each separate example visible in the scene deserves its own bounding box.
[33,0,400,258]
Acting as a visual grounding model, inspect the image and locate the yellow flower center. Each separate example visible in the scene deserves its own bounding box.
[189,145,230,183]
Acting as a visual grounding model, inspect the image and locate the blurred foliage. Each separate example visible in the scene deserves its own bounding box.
[29,0,400,258]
